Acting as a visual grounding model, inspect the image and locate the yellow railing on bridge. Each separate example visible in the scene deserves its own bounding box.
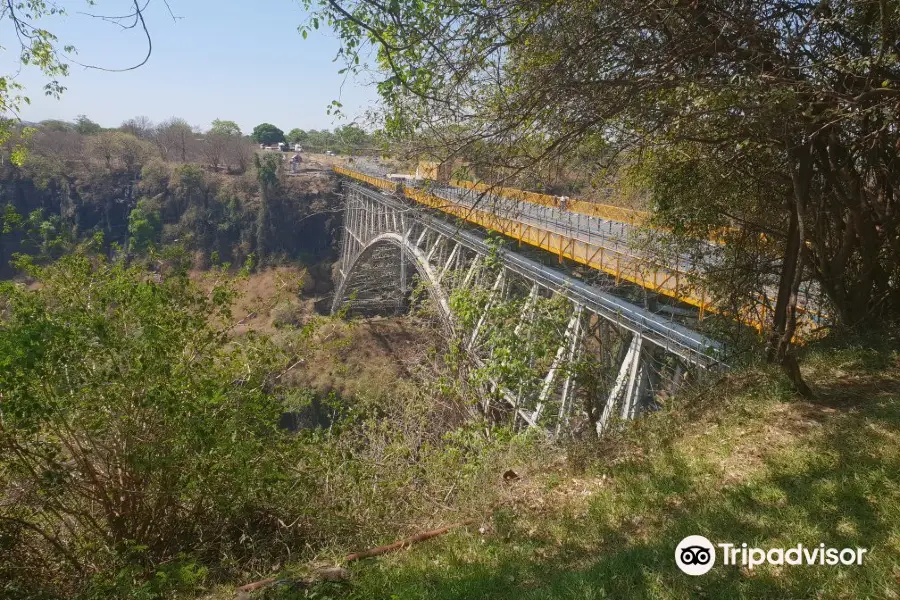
[333,165,826,337]
[450,179,740,244]
[334,166,400,192]
[334,165,712,315]
[450,179,650,227]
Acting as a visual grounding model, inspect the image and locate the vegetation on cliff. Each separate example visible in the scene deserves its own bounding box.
[0,124,341,279]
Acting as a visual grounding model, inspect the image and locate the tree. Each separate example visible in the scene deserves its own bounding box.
[39,119,75,133]
[202,132,228,171]
[154,117,194,162]
[307,0,900,366]
[335,124,371,154]
[169,163,210,217]
[210,119,242,138]
[303,129,337,152]
[118,133,153,175]
[120,115,154,139]
[226,136,253,174]
[28,125,85,171]
[128,197,161,253]
[251,123,285,145]
[286,128,308,145]
[86,131,118,169]
[86,131,152,174]
[254,152,281,261]
[73,115,102,136]
[0,253,296,597]
[204,120,243,171]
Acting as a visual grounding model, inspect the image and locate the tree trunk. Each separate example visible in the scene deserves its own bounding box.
[767,206,801,363]
[769,144,815,398]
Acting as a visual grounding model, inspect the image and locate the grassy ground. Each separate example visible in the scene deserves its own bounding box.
[246,344,900,600]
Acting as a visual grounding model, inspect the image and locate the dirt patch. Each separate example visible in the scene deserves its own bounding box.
[286,316,439,401]
[190,266,310,334]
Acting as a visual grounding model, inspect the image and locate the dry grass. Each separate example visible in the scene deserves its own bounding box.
[191,266,443,403]
[284,316,439,401]
[190,266,310,334]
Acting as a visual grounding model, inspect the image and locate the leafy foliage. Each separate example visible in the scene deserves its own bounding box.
[0,1,75,164]
[283,126,378,154]
[0,253,298,597]
[449,276,573,423]
[74,115,102,136]
[0,252,542,599]
[209,119,242,138]
[251,123,285,145]
[127,197,161,254]
[306,0,900,350]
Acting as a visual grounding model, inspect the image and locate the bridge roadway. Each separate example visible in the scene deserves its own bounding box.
[428,182,704,276]
[340,180,724,367]
[334,164,827,332]
[336,165,713,311]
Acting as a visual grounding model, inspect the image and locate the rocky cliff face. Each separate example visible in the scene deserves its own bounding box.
[0,161,344,279]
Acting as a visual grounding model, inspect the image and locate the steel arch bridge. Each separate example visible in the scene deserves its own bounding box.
[332,180,724,435]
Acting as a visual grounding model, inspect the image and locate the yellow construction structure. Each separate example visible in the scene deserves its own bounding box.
[333,165,824,336]
[416,160,455,183]
[334,165,708,311]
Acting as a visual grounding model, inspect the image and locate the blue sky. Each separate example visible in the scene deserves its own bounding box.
[0,0,380,134]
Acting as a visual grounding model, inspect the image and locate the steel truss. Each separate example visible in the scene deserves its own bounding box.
[333,181,725,435]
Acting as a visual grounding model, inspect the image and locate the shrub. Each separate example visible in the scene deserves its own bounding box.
[0,254,304,598]
[0,253,540,598]
[271,301,306,328]
[138,159,171,197]
[127,197,162,254]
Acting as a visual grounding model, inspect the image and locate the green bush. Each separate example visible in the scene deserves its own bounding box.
[127,197,162,254]
[0,254,306,598]
[0,253,536,599]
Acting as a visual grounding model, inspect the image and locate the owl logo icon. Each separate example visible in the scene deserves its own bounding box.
[675,535,716,575]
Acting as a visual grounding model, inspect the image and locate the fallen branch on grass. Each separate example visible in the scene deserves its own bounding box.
[236,311,257,325]
[235,577,276,595]
[344,520,473,562]
[236,521,471,596]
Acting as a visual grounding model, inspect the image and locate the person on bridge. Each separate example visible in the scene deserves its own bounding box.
[559,196,569,211]
[290,152,301,174]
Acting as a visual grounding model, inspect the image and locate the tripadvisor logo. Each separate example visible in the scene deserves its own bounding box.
[675,535,716,575]
[675,536,869,576]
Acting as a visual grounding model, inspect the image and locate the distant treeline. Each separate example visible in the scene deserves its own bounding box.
[284,124,384,155]
[0,118,342,281]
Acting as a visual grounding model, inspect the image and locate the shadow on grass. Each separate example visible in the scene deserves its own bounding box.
[300,353,900,600]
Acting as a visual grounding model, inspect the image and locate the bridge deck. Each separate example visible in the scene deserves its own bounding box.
[335,166,711,311]
[342,181,724,367]
[333,165,827,334]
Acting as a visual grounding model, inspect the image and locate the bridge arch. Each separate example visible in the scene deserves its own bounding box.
[331,232,452,323]
[330,177,725,435]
